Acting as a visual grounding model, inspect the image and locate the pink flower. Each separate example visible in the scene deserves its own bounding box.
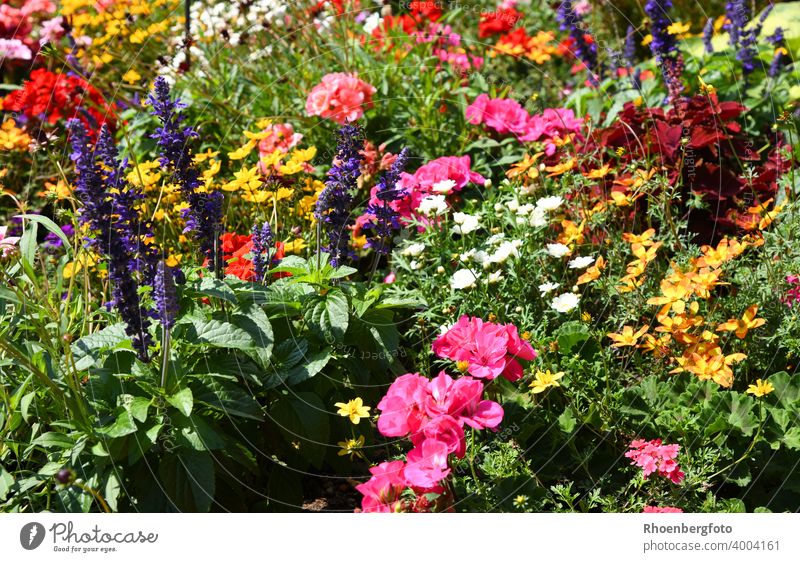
[404,439,451,489]
[0,226,21,258]
[355,461,407,513]
[411,414,465,458]
[0,38,32,60]
[376,373,429,437]
[383,271,396,284]
[466,94,530,137]
[358,155,484,230]
[305,72,376,124]
[433,315,536,381]
[256,122,306,173]
[38,16,64,45]
[626,439,685,484]
[423,372,504,430]
[643,506,683,513]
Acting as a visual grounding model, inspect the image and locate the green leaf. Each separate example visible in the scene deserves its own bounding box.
[781,427,800,450]
[304,289,349,342]
[767,371,800,409]
[0,464,15,502]
[270,392,330,468]
[159,450,215,512]
[284,349,332,386]
[18,219,38,271]
[100,409,138,438]
[16,214,72,254]
[728,393,758,437]
[31,432,75,450]
[181,317,256,350]
[555,321,591,355]
[558,408,577,434]
[168,388,193,417]
[194,377,263,421]
[267,255,310,277]
[71,323,132,370]
[194,277,237,304]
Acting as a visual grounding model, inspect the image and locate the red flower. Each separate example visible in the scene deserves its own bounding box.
[219,232,288,281]
[478,8,521,39]
[2,69,116,136]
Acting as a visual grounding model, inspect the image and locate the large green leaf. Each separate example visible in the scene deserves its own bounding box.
[159,450,215,512]
[303,289,349,343]
[269,392,330,468]
[71,323,132,370]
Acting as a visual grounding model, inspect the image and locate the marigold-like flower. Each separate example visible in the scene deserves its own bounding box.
[529,369,564,393]
[335,397,371,424]
[746,379,774,397]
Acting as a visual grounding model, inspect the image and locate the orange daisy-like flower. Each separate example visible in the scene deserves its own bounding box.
[716,305,766,339]
[608,325,649,348]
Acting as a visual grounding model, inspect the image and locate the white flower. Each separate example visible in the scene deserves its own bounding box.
[450,268,479,290]
[539,282,559,296]
[490,240,519,264]
[507,199,520,212]
[568,256,595,269]
[402,242,425,257]
[537,195,564,211]
[529,207,548,228]
[362,12,382,34]
[487,271,504,284]
[409,260,422,270]
[546,243,571,258]
[431,179,457,194]
[417,194,448,216]
[436,265,445,274]
[551,293,580,313]
[487,233,505,245]
[516,203,535,216]
[452,212,481,234]
[459,248,476,262]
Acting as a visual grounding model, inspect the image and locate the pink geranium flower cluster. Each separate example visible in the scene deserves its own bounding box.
[356,317,533,512]
[643,505,683,513]
[465,94,583,155]
[356,155,485,233]
[305,72,376,124]
[432,315,537,382]
[625,439,685,484]
[0,0,57,61]
[356,371,503,511]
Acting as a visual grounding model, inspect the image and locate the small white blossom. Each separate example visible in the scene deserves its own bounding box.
[401,242,425,257]
[362,12,383,34]
[537,195,564,211]
[507,199,520,212]
[490,240,520,264]
[417,195,448,216]
[539,282,559,296]
[546,243,571,258]
[409,260,422,270]
[431,179,457,194]
[529,207,548,227]
[450,268,479,290]
[452,212,481,234]
[487,271,504,284]
[551,293,580,313]
[568,256,595,269]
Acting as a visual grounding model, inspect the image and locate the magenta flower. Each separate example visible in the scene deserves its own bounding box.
[354,461,408,513]
[626,439,685,484]
[643,505,683,513]
[404,439,452,489]
[433,315,537,382]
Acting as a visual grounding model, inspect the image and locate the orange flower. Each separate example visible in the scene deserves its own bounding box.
[608,325,648,348]
[716,305,765,339]
[577,255,605,285]
[583,164,611,179]
[545,158,575,177]
[623,229,656,246]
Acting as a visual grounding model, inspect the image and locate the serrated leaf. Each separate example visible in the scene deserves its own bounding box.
[195,277,238,304]
[71,323,132,370]
[304,290,349,342]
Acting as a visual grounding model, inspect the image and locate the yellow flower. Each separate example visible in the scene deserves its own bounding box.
[43,179,73,200]
[222,165,262,192]
[666,22,690,35]
[746,379,774,398]
[334,398,371,424]
[283,238,307,254]
[337,435,365,459]
[228,139,257,160]
[530,369,564,394]
[122,69,141,84]
[0,118,31,151]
